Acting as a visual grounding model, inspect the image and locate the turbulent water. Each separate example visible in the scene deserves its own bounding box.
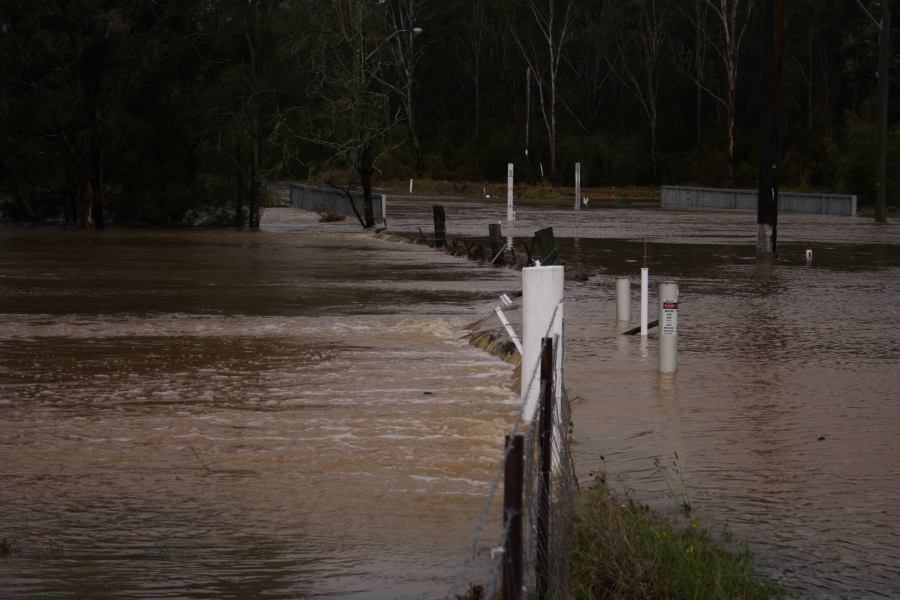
[2,199,899,598]
[0,212,522,599]
[387,196,900,598]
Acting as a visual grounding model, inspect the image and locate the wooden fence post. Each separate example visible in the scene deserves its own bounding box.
[433,205,446,248]
[489,223,504,265]
[535,337,554,600]
[533,227,558,265]
[502,434,524,600]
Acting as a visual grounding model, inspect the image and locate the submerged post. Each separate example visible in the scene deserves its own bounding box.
[521,265,564,423]
[640,267,649,336]
[433,205,446,248]
[502,434,524,600]
[616,277,631,323]
[535,338,554,600]
[507,163,515,222]
[489,223,504,265]
[574,162,581,210]
[533,227,559,266]
[658,282,679,373]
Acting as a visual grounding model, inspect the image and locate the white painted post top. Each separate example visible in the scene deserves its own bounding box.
[521,265,564,424]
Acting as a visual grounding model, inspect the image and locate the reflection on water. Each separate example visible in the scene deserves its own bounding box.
[3,201,900,598]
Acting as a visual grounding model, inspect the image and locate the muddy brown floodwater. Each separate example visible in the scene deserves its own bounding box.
[0,210,522,599]
[2,201,899,598]
[387,197,900,598]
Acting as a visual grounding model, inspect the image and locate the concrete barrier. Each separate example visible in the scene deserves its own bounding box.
[661,185,856,217]
[289,183,387,223]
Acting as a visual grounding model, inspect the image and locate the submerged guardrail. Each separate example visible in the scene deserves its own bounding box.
[661,185,857,217]
[289,182,387,223]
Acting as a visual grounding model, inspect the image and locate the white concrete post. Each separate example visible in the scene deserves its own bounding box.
[615,277,631,323]
[521,265,564,424]
[574,162,581,210]
[409,178,413,193]
[658,282,678,373]
[507,163,515,222]
[640,267,649,336]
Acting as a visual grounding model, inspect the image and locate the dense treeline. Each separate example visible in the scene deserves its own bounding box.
[0,0,897,227]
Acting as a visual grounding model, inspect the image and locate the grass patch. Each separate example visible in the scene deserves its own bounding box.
[615,196,633,206]
[520,184,567,200]
[569,480,780,599]
[318,211,346,222]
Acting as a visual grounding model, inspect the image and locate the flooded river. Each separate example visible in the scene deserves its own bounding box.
[2,200,899,598]
[0,210,521,598]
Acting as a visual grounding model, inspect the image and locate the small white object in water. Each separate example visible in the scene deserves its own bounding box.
[805,249,813,262]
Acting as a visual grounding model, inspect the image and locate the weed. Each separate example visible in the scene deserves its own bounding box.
[569,481,780,599]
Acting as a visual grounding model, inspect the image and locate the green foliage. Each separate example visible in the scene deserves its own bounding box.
[569,482,781,600]
[839,114,878,204]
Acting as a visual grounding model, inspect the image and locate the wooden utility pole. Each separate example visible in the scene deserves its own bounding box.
[876,0,892,222]
[757,0,785,261]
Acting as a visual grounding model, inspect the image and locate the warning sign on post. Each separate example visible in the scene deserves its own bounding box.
[661,301,678,336]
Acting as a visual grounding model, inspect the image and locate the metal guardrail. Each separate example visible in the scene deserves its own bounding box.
[288,183,387,223]
[661,185,857,217]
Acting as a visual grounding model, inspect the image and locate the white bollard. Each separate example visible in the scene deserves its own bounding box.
[640,267,649,336]
[409,178,413,193]
[574,162,581,210]
[658,282,678,373]
[507,163,515,222]
[521,265,564,424]
[615,277,631,323]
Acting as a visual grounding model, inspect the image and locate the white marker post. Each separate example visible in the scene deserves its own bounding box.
[507,163,515,222]
[409,178,413,193]
[640,267,649,336]
[521,265,564,424]
[615,277,631,323]
[658,282,678,373]
[574,162,581,210]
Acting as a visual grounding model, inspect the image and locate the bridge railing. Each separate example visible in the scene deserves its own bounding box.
[661,185,857,217]
[289,183,387,223]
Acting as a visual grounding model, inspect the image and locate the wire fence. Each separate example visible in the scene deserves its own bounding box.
[451,305,577,600]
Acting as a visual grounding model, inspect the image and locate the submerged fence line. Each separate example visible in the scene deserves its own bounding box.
[451,302,577,600]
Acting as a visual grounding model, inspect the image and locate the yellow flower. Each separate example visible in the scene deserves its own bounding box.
[686,545,695,554]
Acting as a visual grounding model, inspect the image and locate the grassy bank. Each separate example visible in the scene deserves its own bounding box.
[569,481,780,599]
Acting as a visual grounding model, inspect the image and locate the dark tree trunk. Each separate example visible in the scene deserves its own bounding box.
[233,145,246,227]
[79,38,108,229]
[359,144,375,228]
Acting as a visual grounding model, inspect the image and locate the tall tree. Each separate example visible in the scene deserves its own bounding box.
[509,0,579,180]
[201,0,297,229]
[303,0,398,228]
[454,0,490,175]
[0,1,174,228]
[386,0,427,177]
[688,0,754,181]
[606,0,670,180]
